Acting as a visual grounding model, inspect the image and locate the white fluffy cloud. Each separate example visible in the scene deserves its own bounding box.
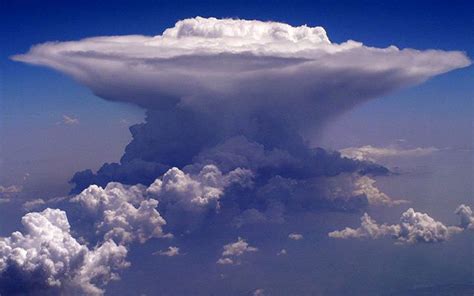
[147,164,253,212]
[329,208,464,244]
[340,145,439,162]
[0,208,129,295]
[72,182,169,244]
[217,237,258,265]
[72,165,253,240]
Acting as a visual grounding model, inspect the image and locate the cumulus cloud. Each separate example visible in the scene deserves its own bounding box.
[216,257,234,265]
[277,249,287,256]
[329,208,464,244]
[455,204,474,230]
[147,164,253,212]
[153,246,180,257]
[288,233,304,240]
[340,145,440,162]
[253,288,266,296]
[0,208,129,295]
[222,237,258,256]
[218,237,257,265]
[72,182,169,244]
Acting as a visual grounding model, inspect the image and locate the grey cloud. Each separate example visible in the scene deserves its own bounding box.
[455,204,474,230]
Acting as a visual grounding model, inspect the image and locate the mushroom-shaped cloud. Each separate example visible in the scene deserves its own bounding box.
[12,17,470,130]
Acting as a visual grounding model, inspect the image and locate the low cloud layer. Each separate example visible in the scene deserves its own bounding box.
[329,206,471,244]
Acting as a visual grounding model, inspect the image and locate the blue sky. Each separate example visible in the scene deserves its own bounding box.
[1,1,473,295]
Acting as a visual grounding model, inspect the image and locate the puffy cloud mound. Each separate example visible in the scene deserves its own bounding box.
[72,182,169,244]
[455,204,474,230]
[329,208,464,244]
[0,208,128,295]
[72,165,253,235]
[218,237,258,265]
[147,164,253,212]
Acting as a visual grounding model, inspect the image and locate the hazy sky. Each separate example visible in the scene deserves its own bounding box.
[1,1,473,295]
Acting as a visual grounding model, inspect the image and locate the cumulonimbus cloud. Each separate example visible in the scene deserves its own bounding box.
[8,17,471,293]
[13,17,469,197]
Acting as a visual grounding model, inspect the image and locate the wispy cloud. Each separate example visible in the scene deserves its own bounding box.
[61,115,79,125]
[340,145,439,162]
[153,246,180,257]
